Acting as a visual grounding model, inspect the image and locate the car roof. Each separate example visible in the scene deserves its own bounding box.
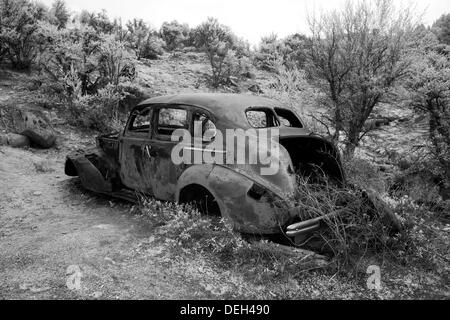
[136,93,300,129]
[137,93,280,114]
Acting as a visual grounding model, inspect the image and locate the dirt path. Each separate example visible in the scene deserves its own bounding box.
[0,145,205,299]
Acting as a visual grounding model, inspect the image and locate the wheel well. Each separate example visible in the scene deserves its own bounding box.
[64,158,77,176]
[179,184,221,216]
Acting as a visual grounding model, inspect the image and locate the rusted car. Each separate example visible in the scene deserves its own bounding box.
[65,93,397,244]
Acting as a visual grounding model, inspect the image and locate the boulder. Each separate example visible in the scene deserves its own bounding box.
[21,129,56,149]
[0,132,30,148]
[17,111,57,149]
[248,84,263,94]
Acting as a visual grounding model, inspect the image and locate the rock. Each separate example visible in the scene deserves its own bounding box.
[104,257,116,264]
[19,283,31,291]
[248,84,263,94]
[92,291,103,299]
[0,133,30,148]
[30,286,50,293]
[21,129,56,149]
[242,71,256,79]
[18,111,57,149]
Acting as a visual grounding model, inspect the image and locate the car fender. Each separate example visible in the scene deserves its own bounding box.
[176,164,291,234]
[65,148,117,194]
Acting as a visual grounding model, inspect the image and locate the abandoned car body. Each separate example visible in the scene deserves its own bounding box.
[65,93,375,243]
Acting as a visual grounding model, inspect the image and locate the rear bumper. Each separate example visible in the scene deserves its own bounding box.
[285,208,342,240]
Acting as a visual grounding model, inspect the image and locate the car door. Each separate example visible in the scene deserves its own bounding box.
[148,105,190,201]
[119,107,154,194]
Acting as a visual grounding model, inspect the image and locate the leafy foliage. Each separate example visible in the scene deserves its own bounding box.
[193,17,253,88]
[125,19,165,60]
[432,13,450,45]
[160,20,189,51]
[254,33,308,72]
[0,0,47,69]
[406,37,450,192]
[49,0,69,29]
[78,9,117,34]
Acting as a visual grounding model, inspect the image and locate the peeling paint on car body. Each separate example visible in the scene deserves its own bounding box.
[65,93,344,236]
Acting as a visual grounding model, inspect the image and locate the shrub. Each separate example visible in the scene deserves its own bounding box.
[0,0,47,70]
[432,13,450,45]
[160,20,189,51]
[78,9,117,35]
[254,33,308,72]
[254,33,284,72]
[289,176,396,269]
[193,17,236,88]
[97,34,137,85]
[69,83,123,132]
[265,66,319,114]
[406,39,450,198]
[306,0,417,157]
[49,0,69,29]
[37,23,139,131]
[36,22,102,95]
[125,19,165,60]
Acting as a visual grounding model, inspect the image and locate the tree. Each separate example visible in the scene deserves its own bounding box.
[254,34,284,72]
[126,19,164,60]
[36,23,103,95]
[432,14,450,45]
[160,20,189,50]
[78,9,115,34]
[406,34,450,192]
[50,0,69,29]
[306,0,416,157]
[193,17,236,87]
[0,0,47,70]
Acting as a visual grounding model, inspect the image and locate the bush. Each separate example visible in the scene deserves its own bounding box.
[290,176,397,269]
[36,22,139,132]
[69,83,123,132]
[0,0,47,70]
[36,22,102,95]
[265,66,319,114]
[160,20,189,51]
[193,17,237,88]
[49,0,69,29]
[78,9,117,35]
[254,33,308,72]
[306,0,417,157]
[125,19,165,60]
[254,34,284,72]
[406,39,450,198]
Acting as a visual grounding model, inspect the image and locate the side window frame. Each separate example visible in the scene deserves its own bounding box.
[124,106,152,138]
[191,108,217,144]
[153,104,191,141]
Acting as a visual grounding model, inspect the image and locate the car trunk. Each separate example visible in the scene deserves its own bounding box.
[279,134,344,185]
